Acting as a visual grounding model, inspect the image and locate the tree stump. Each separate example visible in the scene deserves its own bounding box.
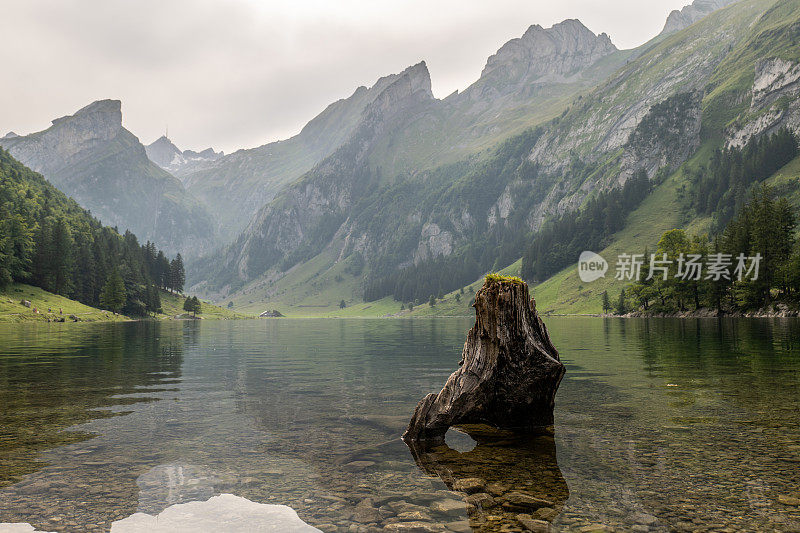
[403,275,565,442]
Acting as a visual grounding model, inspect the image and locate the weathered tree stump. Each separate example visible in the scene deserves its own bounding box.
[403,275,565,442]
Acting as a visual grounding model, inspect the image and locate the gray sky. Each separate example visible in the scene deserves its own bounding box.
[1,0,690,154]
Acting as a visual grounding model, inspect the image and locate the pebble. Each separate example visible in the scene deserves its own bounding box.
[452,478,485,494]
[580,525,616,533]
[430,499,465,516]
[383,521,444,532]
[778,495,800,506]
[444,520,472,533]
[516,513,550,532]
[343,461,376,472]
[632,512,658,525]
[532,507,559,521]
[501,492,554,512]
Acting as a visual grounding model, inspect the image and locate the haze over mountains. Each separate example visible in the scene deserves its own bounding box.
[144,136,223,178]
[0,100,216,257]
[5,0,800,315]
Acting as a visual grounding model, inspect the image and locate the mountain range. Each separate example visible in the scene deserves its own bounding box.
[6,0,800,315]
[0,100,216,258]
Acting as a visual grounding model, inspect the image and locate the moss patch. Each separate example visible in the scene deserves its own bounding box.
[485,273,524,285]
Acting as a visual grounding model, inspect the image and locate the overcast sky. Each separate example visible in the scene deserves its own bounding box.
[1,0,691,154]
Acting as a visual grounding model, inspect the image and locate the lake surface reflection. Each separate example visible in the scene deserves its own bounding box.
[0,318,799,532]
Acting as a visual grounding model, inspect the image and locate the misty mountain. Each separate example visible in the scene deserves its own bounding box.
[175,64,435,242]
[0,100,217,258]
[178,19,629,243]
[145,135,223,178]
[189,19,641,293]
[196,0,798,309]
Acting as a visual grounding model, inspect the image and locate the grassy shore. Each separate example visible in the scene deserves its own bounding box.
[0,283,252,323]
[0,284,129,323]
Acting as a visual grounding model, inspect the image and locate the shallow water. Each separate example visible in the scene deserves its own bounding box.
[0,318,799,532]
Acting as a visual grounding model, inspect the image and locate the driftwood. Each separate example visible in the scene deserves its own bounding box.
[403,276,564,443]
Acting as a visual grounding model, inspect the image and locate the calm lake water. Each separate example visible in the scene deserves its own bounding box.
[0,318,799,532]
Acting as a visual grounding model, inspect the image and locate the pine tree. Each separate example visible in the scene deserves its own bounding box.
[601,290,610,312]
[339,299,346,309]
[49,218,74,296]
[183,295,201,317]
[615,289,627,315]
[145,284,161,315]
[156,251,170,290]
[170,254,185,293]
[100,268,126,313]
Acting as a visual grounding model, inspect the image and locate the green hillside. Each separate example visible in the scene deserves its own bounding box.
[0,283,251,323]
[158,290,249,320]
[0,283,129,323]
[406,152,800,318]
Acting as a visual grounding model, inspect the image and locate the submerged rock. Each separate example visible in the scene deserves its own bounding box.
[405,432,569,529]
[403,275,565,442]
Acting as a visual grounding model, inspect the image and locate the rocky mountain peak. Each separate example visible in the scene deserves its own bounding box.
[145,135,183,169]
[661,0,737,35]
[397,61,433,98]
[0,99,126,176]
[479,19,617,86]
[2,131,18,140]
[363,61,434,120]
[145,135,223,177]
[50,99,123,142]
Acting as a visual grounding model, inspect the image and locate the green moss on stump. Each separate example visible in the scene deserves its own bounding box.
[484,273,524,285]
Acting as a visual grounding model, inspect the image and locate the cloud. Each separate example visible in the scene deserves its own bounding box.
[0,0,689,153]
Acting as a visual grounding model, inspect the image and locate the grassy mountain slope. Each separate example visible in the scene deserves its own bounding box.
[534,155,800,315]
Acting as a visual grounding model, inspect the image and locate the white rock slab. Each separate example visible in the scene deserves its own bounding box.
[0,525,54,533]
[110,494,322,532]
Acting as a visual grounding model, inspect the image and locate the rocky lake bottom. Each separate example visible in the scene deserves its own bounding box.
[0,318,799,532]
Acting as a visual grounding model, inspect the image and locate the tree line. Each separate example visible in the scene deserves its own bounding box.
[0,148,184,316]
[363,167,652,305]
[625,185,799,313]
[362,226,524,304]
[521,168,652,282]
[682,128,797,231]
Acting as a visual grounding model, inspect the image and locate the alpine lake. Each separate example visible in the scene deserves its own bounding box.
[0,317,799,532]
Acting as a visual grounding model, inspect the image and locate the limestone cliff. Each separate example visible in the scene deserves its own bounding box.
[469,19,617,99]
